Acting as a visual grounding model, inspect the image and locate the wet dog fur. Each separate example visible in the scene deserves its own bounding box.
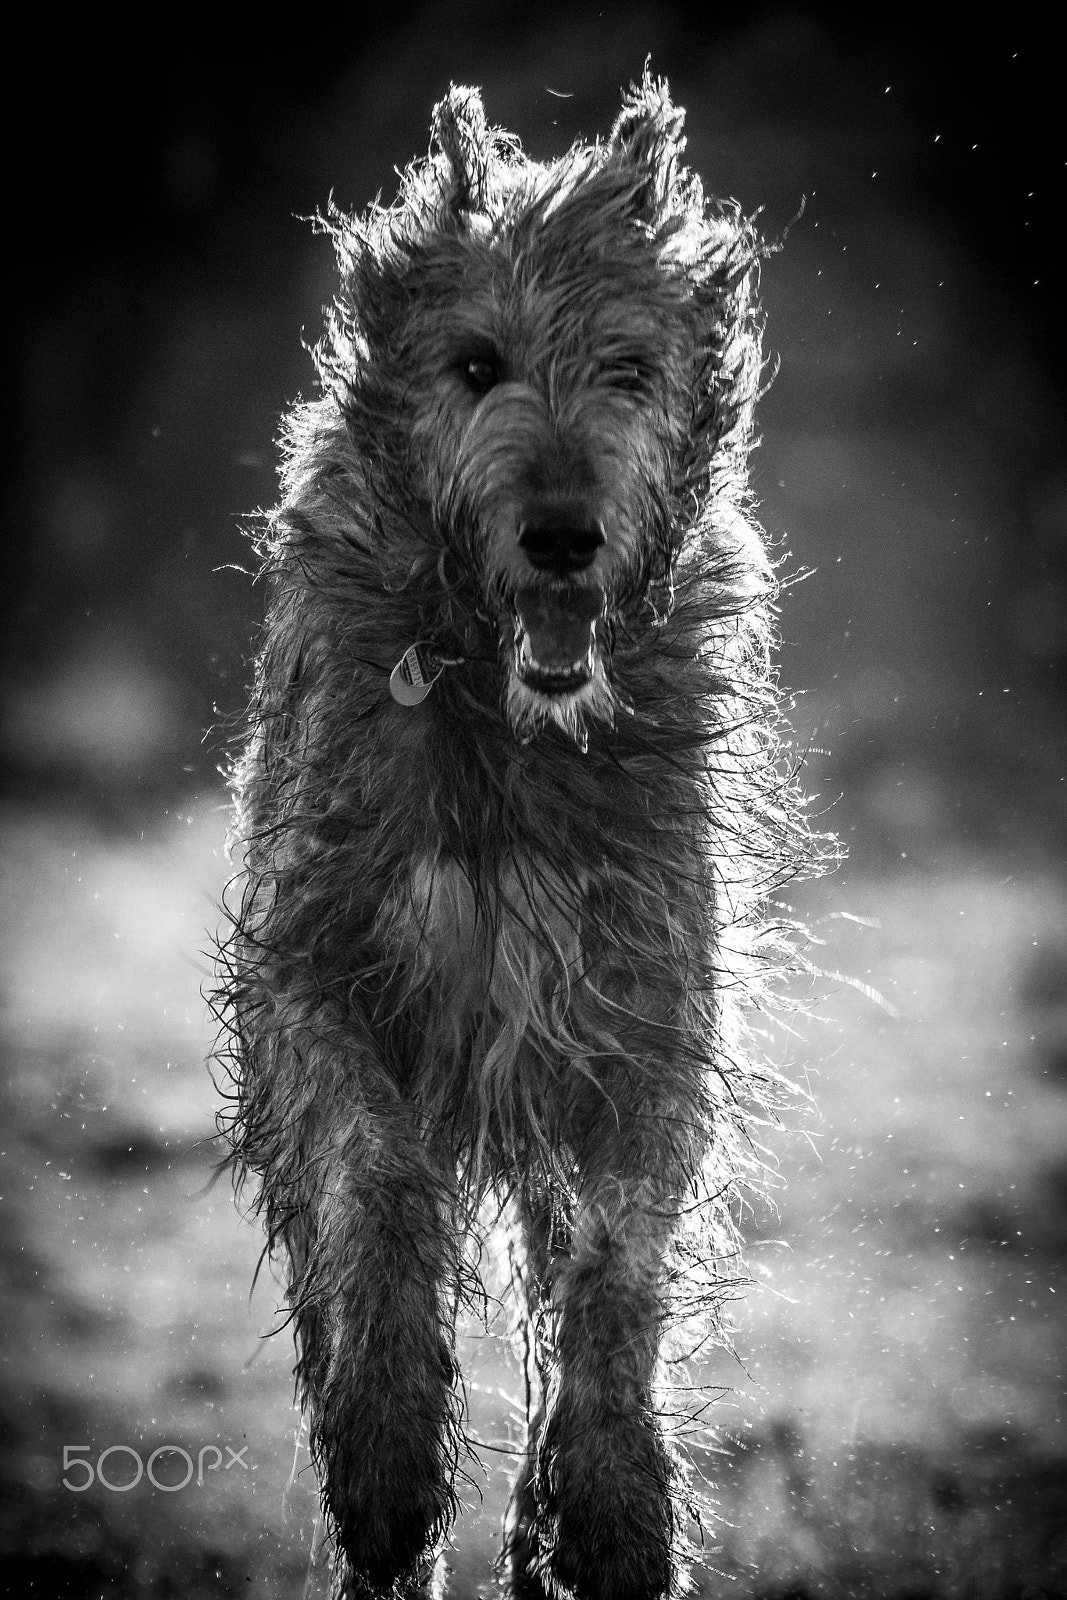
[213,70,823,1600]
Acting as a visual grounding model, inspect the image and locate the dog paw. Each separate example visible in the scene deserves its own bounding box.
[534,1413,676,1600]
[336,1546,448,1599]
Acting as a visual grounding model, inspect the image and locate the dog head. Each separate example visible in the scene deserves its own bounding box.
[318,72,763,749]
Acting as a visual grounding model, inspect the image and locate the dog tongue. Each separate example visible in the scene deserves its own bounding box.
[515,586,602,674]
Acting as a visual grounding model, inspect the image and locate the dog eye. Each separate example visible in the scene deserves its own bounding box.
[462,355,500,394]
[608,363,656,397]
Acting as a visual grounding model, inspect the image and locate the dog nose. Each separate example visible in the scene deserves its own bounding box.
[517,517,606,575]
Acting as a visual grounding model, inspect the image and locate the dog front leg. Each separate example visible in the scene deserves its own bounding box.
[302,1112,463,1598]
[534,1103,699,1600]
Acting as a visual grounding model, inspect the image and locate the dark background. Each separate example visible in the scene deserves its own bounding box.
[5,7,1066,836]
[2,8,1065,1598]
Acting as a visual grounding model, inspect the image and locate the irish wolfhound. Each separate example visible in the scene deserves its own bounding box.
[214,71,821,1600]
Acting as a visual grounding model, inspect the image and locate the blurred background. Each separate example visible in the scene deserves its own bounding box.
[2,7,1064,1597]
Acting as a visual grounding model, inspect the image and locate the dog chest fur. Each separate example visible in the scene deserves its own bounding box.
[381,851,585,1034]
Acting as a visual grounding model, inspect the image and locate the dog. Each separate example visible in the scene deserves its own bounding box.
[213,71,821,1600]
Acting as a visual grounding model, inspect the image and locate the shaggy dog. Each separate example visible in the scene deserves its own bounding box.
[214,72,821,1600]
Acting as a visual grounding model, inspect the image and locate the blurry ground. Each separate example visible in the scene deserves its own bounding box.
[1,786,1064,1599]
[3,8,1067,1599]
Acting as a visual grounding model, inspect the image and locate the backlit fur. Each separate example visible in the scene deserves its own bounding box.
[213,71,826,1600]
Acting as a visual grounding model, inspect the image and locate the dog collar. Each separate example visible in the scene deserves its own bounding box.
[389,642,464,706]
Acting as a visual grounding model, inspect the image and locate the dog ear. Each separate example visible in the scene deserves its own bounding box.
[609,67,688,223]
[431,84,493,218]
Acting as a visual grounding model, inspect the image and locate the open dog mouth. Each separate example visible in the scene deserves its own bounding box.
[511,583,605,694]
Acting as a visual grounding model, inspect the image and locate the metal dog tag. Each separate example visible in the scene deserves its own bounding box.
[389,643,442,706]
